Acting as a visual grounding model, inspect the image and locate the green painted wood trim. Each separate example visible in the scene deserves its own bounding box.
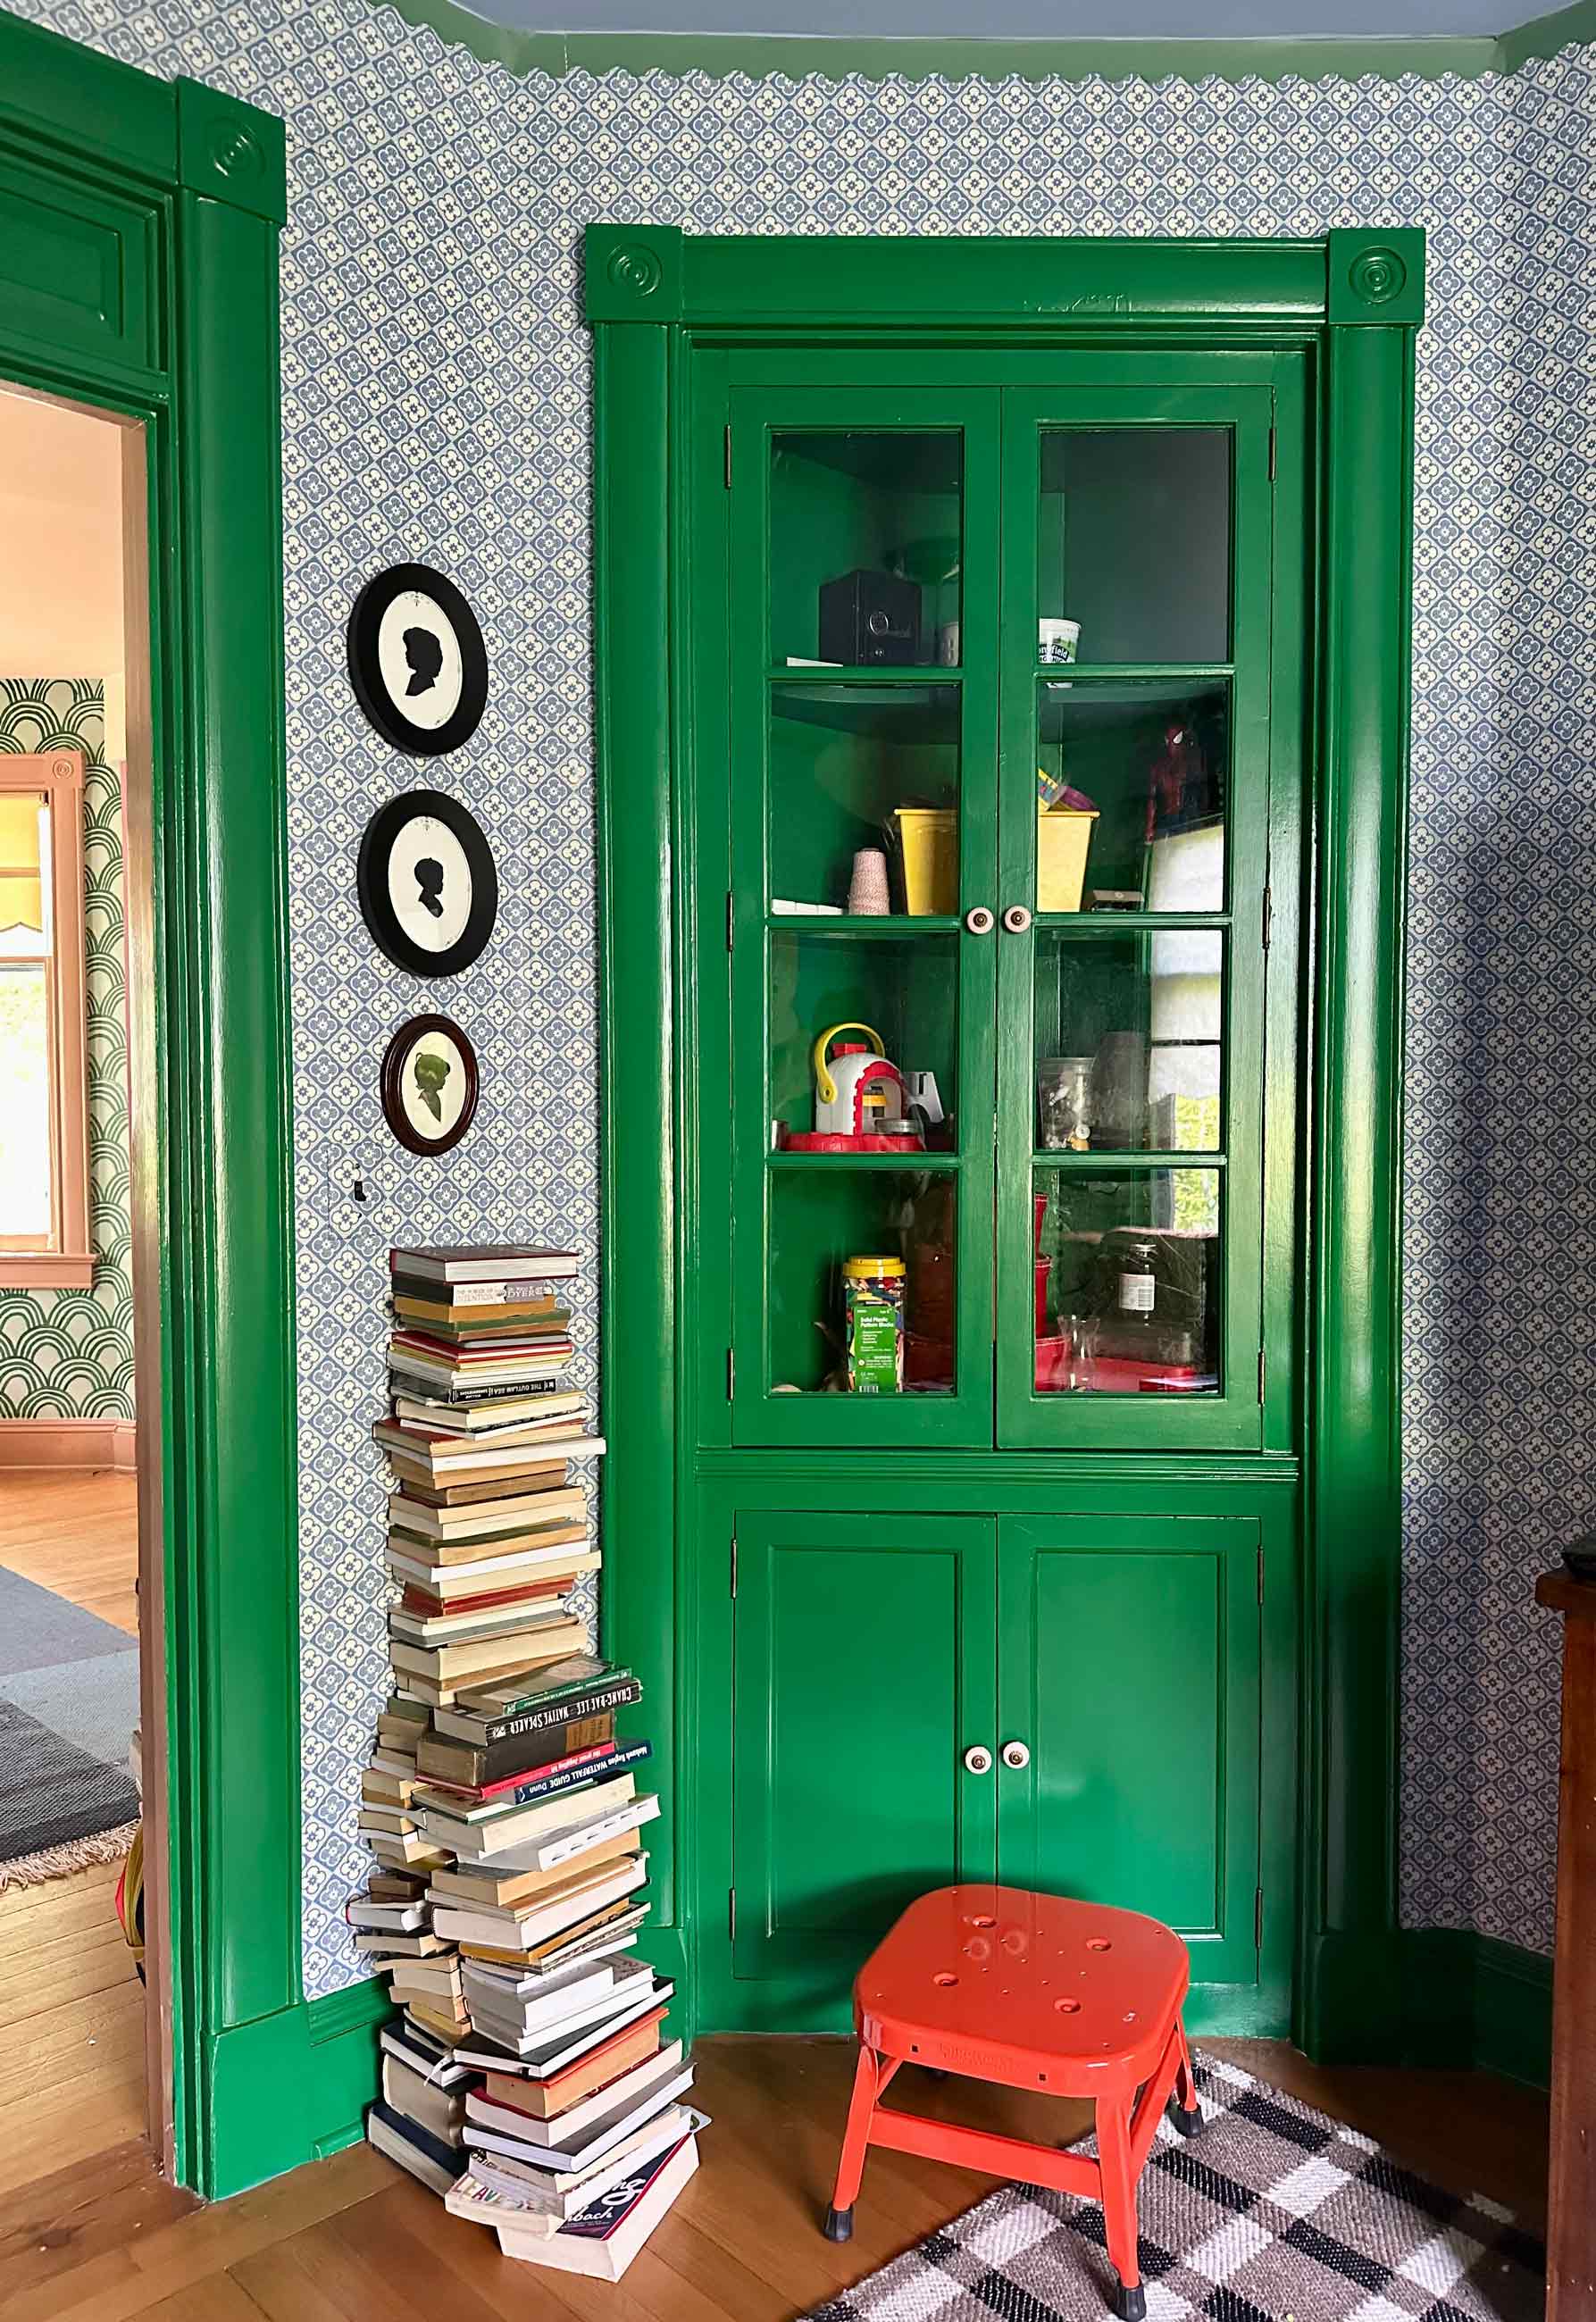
[309,1977,392,2042]
[209,1985,391,2199]
[1498,0,1596,69]
[593,319,680,1928]
[1298,303,1418,2065]
[0,4,176,180]
[0,17,298,2199]
[695,1449,1304,1489]
[586,222,1331,330]
[375,0,1507,85]
[1402,1929,1553,2089]
[175,78,288,223]
[1326,228,1425,328]
[174,183,301,2059]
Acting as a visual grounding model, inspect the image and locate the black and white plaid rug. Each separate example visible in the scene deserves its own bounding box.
[806,2051,1543,2322]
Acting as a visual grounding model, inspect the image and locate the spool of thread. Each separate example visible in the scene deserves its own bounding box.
[847,848,890,915]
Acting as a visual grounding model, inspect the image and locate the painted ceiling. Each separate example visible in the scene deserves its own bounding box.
[448,0,1542,41]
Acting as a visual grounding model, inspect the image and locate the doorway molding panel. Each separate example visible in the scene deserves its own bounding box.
[0,8,367,2198]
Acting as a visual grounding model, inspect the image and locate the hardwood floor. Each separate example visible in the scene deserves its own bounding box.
[0,1469,147,2203]
[0,1858,146,2197]
[0,2034,1547,2321]
[0,1469,140,1635]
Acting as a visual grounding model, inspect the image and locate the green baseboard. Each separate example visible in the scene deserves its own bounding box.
[1299,1926,1407,2065]
[208,1924,1542,2196]
[205,1979,389,2199]
[1401,1928,1552,2090]
[208,1934,695,2197]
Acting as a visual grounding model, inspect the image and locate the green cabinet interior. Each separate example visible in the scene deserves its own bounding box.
[588,229,1421,2065]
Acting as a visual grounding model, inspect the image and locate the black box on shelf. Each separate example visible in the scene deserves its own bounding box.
[819,568,922,666]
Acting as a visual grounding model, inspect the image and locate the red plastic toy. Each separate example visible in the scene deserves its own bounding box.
[823,1884,1202,2320]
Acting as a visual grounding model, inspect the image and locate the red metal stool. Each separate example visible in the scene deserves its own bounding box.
[823,1884,1202,2321]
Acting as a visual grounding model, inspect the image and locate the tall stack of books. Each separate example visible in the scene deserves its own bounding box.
[353,1244,705,2276]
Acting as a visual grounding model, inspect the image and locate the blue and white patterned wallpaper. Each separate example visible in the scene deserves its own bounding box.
[18,0,1592,1996]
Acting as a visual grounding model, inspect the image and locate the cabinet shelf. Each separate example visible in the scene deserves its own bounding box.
[768,677,961,740]
[1032,663,1233,687]
[770,666,964,686]
[768,1149,961,1172]
[1032,1148,1227,1173]
[1035,910,1232,934]
[764,912,959,938]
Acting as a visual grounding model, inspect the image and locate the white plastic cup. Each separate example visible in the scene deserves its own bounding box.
[1038,618,1082,664]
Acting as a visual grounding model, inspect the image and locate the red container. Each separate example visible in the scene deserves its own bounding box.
[1034,1257,1051,1335]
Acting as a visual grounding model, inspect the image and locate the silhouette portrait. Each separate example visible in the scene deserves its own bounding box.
[413,1048,452,1124]
[403,623,445,697]
[414,856,446,918]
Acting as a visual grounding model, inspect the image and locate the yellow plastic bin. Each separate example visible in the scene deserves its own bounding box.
[894,807,959,916]
[1036,807,1099,913]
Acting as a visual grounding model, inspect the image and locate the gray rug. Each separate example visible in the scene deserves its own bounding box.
[0,1564,134,1674]
[0,1696,138,1867]
[807,2051,1544,2322]
[0,1566,138,1875]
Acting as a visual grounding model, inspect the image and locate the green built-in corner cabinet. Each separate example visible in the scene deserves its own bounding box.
[588,228,1423,2059]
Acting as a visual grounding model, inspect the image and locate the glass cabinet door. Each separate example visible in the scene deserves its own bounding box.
[994,388,1275,1449]
[727,388,1001,1446]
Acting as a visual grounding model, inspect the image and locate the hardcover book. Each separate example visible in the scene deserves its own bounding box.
[389,1246,581,1284]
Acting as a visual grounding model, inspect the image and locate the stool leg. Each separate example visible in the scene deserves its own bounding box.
[1166,2018,1203,2139]
[1096,2093,1146,2322]
[824,2042,881,2243]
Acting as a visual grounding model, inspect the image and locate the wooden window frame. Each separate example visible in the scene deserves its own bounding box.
[0,748,92,1288]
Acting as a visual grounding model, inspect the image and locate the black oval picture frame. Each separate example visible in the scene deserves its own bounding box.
[347,562,488,756]
[380,1013,480,1157]
[357,789,498,978]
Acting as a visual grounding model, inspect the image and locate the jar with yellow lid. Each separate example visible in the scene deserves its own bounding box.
[842,1256,906,1395]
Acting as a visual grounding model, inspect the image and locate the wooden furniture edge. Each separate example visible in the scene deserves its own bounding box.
[1537,1569,1596,1619]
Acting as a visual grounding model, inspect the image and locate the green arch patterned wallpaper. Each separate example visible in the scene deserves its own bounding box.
[0,680,134,1421]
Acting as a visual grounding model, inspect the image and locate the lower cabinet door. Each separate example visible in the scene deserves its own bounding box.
[731,1510,997,1994]
[996,1513,1263,1992]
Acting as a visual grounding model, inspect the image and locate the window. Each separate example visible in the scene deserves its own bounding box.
[0,750,91,1286]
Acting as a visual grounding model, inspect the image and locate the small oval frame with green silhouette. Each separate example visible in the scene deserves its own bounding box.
[380,1012,480,1157]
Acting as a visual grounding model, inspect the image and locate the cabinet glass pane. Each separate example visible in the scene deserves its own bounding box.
[1035,931,1223,1155]
[1035,678,1227,914]
[771,928,958,1155]
[771,431,962,670]
[768,1169,957,1396]
[770,682,959,916]
[1037,428,1231,665]
[1033,1168,1220,1396]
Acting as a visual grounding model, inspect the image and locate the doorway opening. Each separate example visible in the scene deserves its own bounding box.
[0,379,169,2187]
